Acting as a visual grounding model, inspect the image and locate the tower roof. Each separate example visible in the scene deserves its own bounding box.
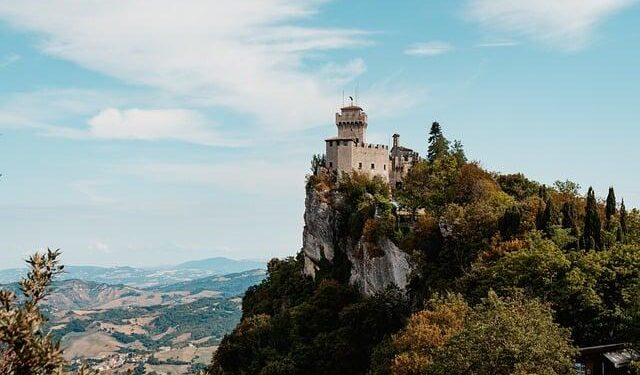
[340,105,363,111]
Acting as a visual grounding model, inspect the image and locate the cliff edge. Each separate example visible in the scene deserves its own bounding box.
[301,175,412,296]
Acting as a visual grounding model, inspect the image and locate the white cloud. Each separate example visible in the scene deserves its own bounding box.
[89,241,110,254]
[0,53,20,67]
[0,1,384,132]
[475,40,519,48]
[404,41,453,56]
[83,108,234,146]
[0,90,242,146]
[465,0,637,50]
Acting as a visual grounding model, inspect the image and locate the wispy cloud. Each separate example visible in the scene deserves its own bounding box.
[0,89,245,147]
[475,40,519,48]
[70,180,115,205]
[465,0,638,51]
[0,1,395,132]
[77,108,238,147]
[0,53,20,67]
[126,159,305,195]
[404,41,453,56]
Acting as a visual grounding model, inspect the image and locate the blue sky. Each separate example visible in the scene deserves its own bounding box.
[1,0,639,268]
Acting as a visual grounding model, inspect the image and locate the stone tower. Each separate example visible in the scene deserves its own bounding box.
[325,104,389,180]
[335,105,367,143]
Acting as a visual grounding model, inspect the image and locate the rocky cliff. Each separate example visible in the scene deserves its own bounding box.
[301,182,412,296]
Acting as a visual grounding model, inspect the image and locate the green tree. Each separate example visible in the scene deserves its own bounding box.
[428,292,577,375]
[500,205,522,239]
[463,234,640,346]
[0,250,95,375]
[427,122,450,162]
[0,250,66,375]
[396,157,460,215]
[620,199,628,241]
[583,187,603,250]
[606,186,617,226]
[541,196,557,236]
[132,362,146,375]
[554,180,581,196]
[561,201,580,248]
[310,154,326,176]
[451,140,467,166]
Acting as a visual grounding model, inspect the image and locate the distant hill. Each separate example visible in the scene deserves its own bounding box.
[0,256,266,287]
[175,257,265,273]
[152,269,267,297]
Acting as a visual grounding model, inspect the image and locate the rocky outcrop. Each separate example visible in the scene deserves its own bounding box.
[301,185,412,296]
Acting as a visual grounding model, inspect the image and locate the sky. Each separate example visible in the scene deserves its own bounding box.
[1,0,639,268]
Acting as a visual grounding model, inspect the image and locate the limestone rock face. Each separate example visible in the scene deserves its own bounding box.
[301,186,412,296]
[301,186,337,277]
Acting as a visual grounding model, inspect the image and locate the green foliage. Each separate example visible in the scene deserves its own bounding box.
[212,279,409,375]
[428,292,577,375]
[462,234,640,346]
[0,250,96,375]
[583,187,603,250]
[310,154,326,176]
[242,255,315,318]
[606,186,617,225]
[554,180,581,196]
[427,122,450,162]
[0,250,66,375]
[497,173,540,200]
[212,124,640,374]
[337,172,392,241]
[500,205,522,239]
[396,157,460,215]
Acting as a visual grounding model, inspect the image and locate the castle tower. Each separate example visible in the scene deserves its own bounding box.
[335,105,368,143]
[325,103,389,180]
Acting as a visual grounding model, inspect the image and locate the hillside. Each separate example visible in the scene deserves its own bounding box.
[0,256,266,287]
[209,125,640,375]
[0,269,265,374]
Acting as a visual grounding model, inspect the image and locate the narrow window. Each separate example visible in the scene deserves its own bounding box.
[329,141,333,147]
[384,164,386,170]
[329,162,333,168]
[371,163,375,169]
[359,162,362,169]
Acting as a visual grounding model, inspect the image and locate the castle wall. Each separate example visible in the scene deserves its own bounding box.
[351,143,389,180]
[326,141,389,181]
[326,139,353,173]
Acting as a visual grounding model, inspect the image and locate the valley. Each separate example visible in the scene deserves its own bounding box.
[0,259,266,374]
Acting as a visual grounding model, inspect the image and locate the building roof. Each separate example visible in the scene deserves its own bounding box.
[341,105,363,111]
[603,349,639,368]
[325,137,357,142]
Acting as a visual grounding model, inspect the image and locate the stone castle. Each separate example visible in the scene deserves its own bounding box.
[325,103,420,187]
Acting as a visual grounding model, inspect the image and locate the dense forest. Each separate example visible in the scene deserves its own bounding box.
[209,124,640,375]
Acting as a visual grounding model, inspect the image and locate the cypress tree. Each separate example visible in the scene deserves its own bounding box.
[605,186,616,226]
[500,205,522,239]
[583,187,603,251]
[427,122,450,162]
[620,199,628,241]
[541,196,556,236]
[562,201,581,249]
[561,201,578,230]
[535,185,548,231]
